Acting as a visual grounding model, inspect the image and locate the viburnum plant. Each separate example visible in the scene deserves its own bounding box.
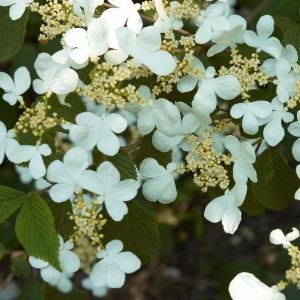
[0,0,300,298]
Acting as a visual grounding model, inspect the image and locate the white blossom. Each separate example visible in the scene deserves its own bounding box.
[0,121,17,165]
[82,278,108,297]
[294,165,300,201]
[243,15,282,58]
[90,240,141,288]
[270,228,300,249]
[63,17,109,65]
[140,158,177,204]
[68,111,127,156]
[116,26,177,76]
[79,161,140,221]
[230,100,273,135]
[47,147,89,203]
[229,272,286,300]
[288,111,300,161]
[0,0,33,20]
[0,67,31,106]
[224,135,257,184]
[8,142,52,179]
[204,183,247,234]
[195,1,229,44]
[33,53,79,104]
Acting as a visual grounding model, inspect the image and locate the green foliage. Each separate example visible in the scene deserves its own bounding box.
[0,8,29,62]
[282,25,300,54]
[0,186,27,224]
[251,149,299,211]
[48,201,75,241]
[15,193,60,270]
[10,254,30,278]
[103,201,161,264]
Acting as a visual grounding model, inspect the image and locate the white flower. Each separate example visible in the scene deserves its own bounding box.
[295,165,300,200]
[263,98,294,147]
[15,166,33,184]
[90,240,141,288]
[29,237,80,293]
[177,57,241,114]
[116,26,177,76]
[0,67,31,106]
[0,0,33,20]
[195,1,230,44]
[229,272,286,300]
[288,111,300,161]
[33,53,79,104]
[243,15,282,58]
[154,0,183,33]
[79,161,140,221]
[63,17,109,65]
[224,135,257,184]
[8,142,51,179]
[230,100,273,135]
[82,278,108,297]
[68,111,127,156]
[273,58,297,103]
[208,14,246,57]
[139,158,177,204]
[204,183,247,234]
[69,0,104,25]
[262,44,298,77]
[47,147,89,203]
[270,228,300,249]
[0,121,17,165]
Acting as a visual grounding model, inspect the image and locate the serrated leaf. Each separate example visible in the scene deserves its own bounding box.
[0,8,29,62]
[48,201,75,241]
[0,186,27,224]
[15,193,60,270]
[102,201,161,264]
[251,149,299,211]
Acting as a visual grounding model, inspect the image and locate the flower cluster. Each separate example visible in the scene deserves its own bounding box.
[1,0,300,297]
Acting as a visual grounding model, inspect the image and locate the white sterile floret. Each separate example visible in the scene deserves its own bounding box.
[154,0,183,33]
[33,53,78,104]
[288,111,300,161]
[243,15,282,58]
[0,0,33,20]
[204,183,247,234]
[82,278,108,297]
[47,147,89,203]
[90,240,141,289]
[177,57,241,114]
[262,44,298,77]
[68,111,127,156]
[116,26,177,76]
[208,14,247,57]
[230,100,273,135]
[0,67,31,106]
[274,58,297,103]
[68,0,104,25]
[294,165,300,200]
[263,98,294,147]
[64,17,109,65]
[152,100,194,152]
[229,272,286,300]
[224,135,257,184]
[195,1,229,44]
[270,228,300,249]
[139,158,177,204]
[79,161,140,221]
[8,142,51,179]
[29,237,80,293]
[0,121,17,165]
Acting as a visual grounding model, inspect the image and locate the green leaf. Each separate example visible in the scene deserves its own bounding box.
[251,149,299,211]
[10,253,30,278]
[240,186,265,216]
[15,193,60,270]
[0,186,27,224]
[103,201,161,264]
[282,24,300,54]
[48,201,75,241]
[0,8,29,62]
[18,281,45,300]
